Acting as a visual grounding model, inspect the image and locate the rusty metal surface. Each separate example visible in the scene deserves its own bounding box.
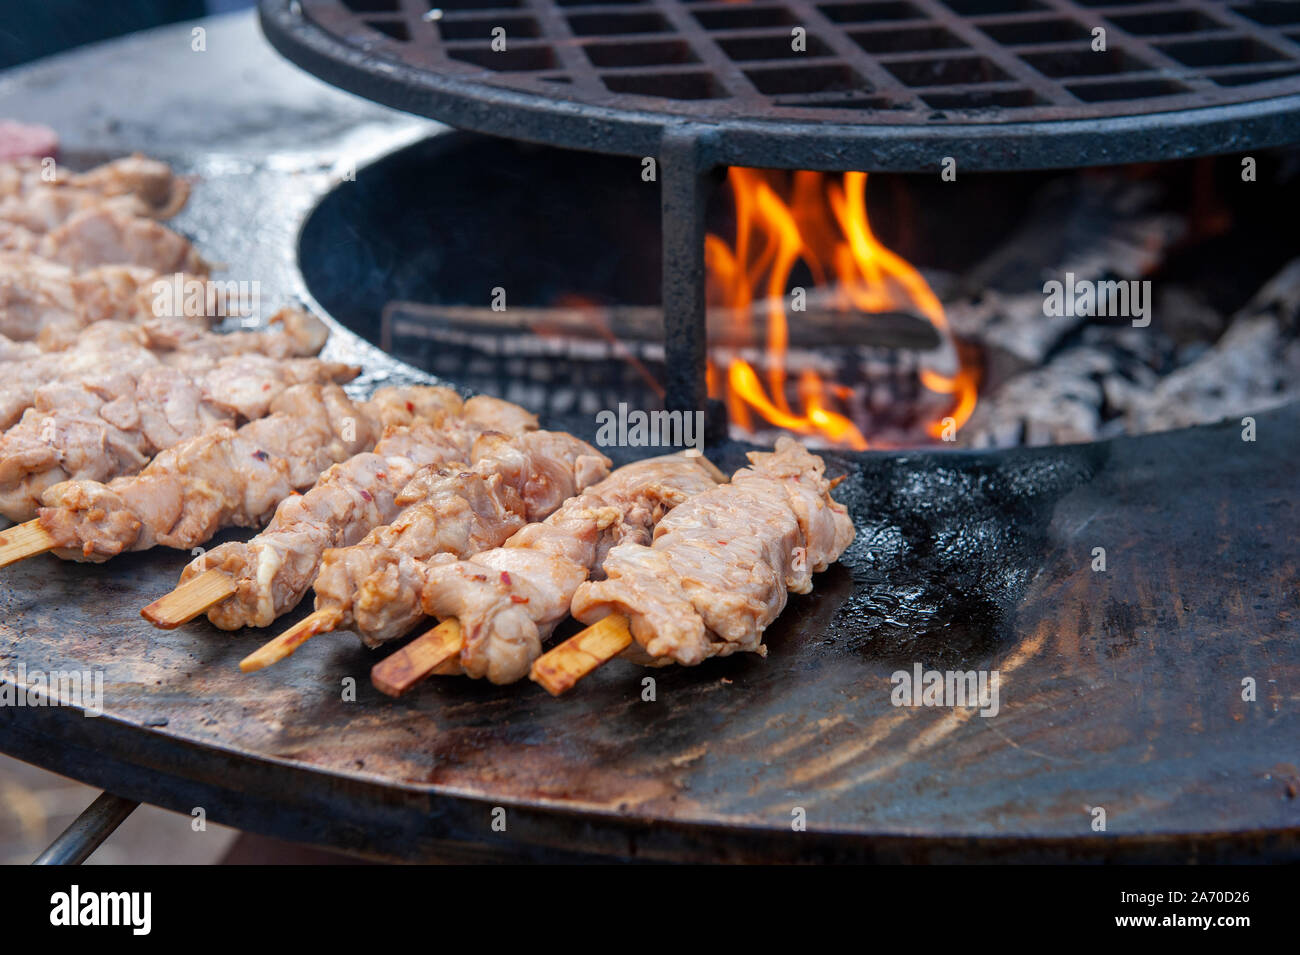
[1,406,1297,862]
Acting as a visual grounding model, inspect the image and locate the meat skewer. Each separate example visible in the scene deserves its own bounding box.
[0,184,170,234]
[0,308,331,431]
[0,206,209,275]
[1,305,322,365]
[0,155,201,274]
[0,254,217,344]
[239,428,610,671]
[0,384,458,568]
[143,393,540,630]
[131,307,329,359]
[370,451,725,693]
[0,352,359,521]
[528,438,854,695]
[0,155,190,220]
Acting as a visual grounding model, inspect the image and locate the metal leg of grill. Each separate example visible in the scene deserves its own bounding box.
[32,791,140,865]
[660,126,727,444]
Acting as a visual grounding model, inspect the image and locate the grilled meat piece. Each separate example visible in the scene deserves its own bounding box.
[0,155,189,219]
[0,188,144,233]
[0,332,40,362]
[179,396,548,630]
[0,309,332,430]
[0,207,208,274]
[61,155,191,219]
[311,429,610,646]
[569,438,854,667]
[133,307,330,360]
[420,454,721,684]
[35,385,460,560]
[0,356,358,521]
[0,253,217,343]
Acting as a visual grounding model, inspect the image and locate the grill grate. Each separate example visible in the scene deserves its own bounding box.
[296,0,1300,123]
[264,0,1300,169]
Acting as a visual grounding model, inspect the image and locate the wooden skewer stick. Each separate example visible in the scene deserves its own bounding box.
[529,614,633,697]
[371,619,463,697]
[141,568,237,629]
[0,520,55,569]
[430,657,463,677]
[239,607,343,672]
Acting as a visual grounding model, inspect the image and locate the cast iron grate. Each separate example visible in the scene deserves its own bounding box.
[289,0,1300,122]
[263,0,1300,168]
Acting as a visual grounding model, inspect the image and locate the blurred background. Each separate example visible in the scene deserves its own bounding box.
[0,1,253,70]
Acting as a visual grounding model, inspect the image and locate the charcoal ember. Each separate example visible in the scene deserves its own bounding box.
[946,290,1082,381]
[1102,374,1153,421]
[1241,257,1300,331]
[945,174,1187,390]
[1155,285,1227,346]
[1125,319,1300,433]
[959,319,1174,448]
[959,349,1112,448]
[1120,258,1300,431]
[1077,324,1173,377]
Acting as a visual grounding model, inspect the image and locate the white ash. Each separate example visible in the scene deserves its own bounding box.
[961,258,1300,447]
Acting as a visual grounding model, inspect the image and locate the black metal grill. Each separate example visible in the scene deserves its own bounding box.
[341,0,1300,115]
[260,0,1300,436]
[267,0,1300,170]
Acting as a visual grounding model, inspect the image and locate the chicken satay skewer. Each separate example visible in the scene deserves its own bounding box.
[0,155,203,274]
[0,353,360,522]
[529,439,855,696]
[379,453,729,691]
[1,304,325,366]
[527,473,852,692]
[0,309,334,435]
[1,384,457,572]
[238,429,609,671]
[369,451,725,695]
[141,390,477,626]
[0,254,212,345]
[1,380,380,568]
[1,205,210,275]
[0,155,190,219]
[144,394,539,629]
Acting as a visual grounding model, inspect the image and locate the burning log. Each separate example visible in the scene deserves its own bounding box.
[961,258,1300,447]
[946,175,1187,381]
[1123,259,1300,433]
[380,292,941,353]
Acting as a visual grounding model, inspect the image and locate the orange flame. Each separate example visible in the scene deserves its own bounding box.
[705,168,978,448]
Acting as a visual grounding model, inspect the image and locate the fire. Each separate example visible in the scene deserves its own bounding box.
[705,168,978,449]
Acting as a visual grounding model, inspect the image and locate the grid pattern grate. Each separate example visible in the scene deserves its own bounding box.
[298,0,1300,124]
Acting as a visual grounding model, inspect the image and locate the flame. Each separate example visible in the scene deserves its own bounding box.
[705,168,978,448]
